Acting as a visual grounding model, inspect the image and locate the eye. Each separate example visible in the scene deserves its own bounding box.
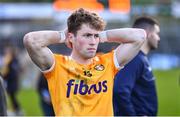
[94,34,99,38]
[86,34,92,37]
[83,34,92,37]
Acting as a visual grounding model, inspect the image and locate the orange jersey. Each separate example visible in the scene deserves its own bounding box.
[43,51,121,116]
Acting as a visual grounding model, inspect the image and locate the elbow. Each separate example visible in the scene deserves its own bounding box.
[23,32,33,48]
[23,32,39,49]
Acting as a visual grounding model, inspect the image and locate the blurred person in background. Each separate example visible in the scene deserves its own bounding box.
[23,8,146,116]
[0,73,7,116]
[2,45,23,116]
[37,72,54,116]
[113,16,160,116]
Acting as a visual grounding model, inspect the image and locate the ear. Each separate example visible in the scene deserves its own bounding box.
[67,33,74,43]
[147,31,153,40]
[65,33,74,49]
[145,29,152,39]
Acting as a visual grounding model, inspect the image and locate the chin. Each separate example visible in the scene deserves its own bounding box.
[150,44,158,50]
[86,54,96,59]
[151,46,157,50]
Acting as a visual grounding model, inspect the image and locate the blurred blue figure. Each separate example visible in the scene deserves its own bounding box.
[2,45,23,116]
[0,74,7,116]
[113,16,160,116]
[37,73,54,116]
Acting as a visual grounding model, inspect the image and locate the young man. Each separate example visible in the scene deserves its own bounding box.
[113,16,160,116]
[23,8,146,116]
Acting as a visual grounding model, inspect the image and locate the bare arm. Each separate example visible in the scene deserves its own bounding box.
[99,28,146,67]
[23,31,65,71]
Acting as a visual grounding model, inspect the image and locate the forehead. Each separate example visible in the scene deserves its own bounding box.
[77,24,100,34]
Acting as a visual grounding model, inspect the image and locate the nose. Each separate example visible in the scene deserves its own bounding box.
[90,35,98,45]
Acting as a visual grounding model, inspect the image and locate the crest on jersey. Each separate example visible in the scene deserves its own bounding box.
[94,64,104,71]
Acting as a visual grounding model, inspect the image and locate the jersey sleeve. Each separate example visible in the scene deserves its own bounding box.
[101,50,123,75]
[42,54,61,79]
[113,49,124,70]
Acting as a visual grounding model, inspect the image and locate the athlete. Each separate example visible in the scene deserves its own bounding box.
[23,8,146,116]
[113,16,160,116]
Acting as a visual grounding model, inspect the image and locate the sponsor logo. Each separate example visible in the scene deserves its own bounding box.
[66,79,107,98]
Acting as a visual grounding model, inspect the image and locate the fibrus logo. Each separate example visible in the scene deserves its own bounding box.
[66,79,107,98]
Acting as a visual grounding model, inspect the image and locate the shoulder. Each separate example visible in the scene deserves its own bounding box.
[97,51,114,62]
[98,51,118,66]
[121,51,145,71]
[53,54,75,67]
[136,51,149,65]
[129,52,144,66]
[54,53,63,58]
[99,51,113,57]
[116,52,144,77]
[53,53,68,62]
[95,51,114,67]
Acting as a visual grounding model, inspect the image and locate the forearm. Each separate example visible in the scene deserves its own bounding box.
[99,28,146,44]
[23,30,65,48]
[99,28,146,67]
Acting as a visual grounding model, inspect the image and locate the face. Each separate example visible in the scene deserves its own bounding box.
[147,24,160,50]
[70,24,100,59]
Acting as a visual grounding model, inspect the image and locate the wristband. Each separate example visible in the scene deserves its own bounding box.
[59,31,66,43]
[99,31,108,43]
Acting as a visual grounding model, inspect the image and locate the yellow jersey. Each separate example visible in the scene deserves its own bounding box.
[43,51,121,116]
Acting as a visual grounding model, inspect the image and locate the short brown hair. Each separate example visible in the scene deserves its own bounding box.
[67,8,106,35]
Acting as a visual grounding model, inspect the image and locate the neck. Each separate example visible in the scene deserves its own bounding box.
[70,51,93,65]
[141,42,150,55]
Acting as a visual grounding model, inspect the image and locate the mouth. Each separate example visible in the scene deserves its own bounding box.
[87,48,96,51]
[87,48,96,53]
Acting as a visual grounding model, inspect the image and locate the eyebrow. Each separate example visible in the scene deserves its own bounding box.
[83,33,99,35]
